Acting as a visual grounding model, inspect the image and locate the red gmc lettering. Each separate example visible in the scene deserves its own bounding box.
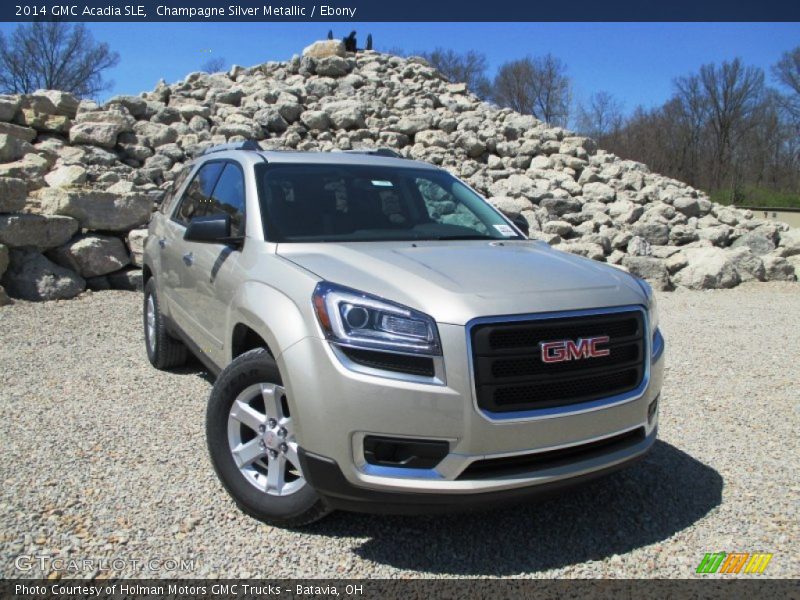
[541,336,610,363]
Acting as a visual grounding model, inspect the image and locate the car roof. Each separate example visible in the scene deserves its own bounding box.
[256,150,439,170]
[196,145,440,172]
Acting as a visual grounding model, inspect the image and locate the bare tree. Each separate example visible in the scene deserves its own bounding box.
[0,22,119,98]
[201,57,227,73]
[773,46,800,95]
[697,59,765,190]
[492,55,570,127]
[772,46,800,120]
[605,54,798,204]
[673,73,710,186]
[418,48,491,99]
[576,91,624,142]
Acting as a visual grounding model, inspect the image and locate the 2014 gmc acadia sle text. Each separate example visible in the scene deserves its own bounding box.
[142,142,665,526]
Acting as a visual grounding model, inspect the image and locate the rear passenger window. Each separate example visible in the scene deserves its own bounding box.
[206,164,246,237]
[174,162,224,225]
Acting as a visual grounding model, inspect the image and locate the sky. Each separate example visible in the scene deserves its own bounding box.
[1,22,798,115]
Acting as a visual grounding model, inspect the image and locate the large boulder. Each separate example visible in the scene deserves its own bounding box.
[539,196,582,217]
[581,182,615,203]
[489,174,546,200]
[322,100,365,130]
[126,228,148,267]
[0,122,36,143]
[0,214,79,250]
[727,247,765,282]
[2,248,85,301]
[0,95,20,122]
[0,177,27,212]
[672,196,700,217]
[731,231,775,256]
[762,255,796,281]
[300,110,331,131]
[672,247,741,290]
[44,165,87,188]
[488,196,533,218]
[315,56,351,78]
[621,256,671,290]
[302,40,346,59]
[37,188,152,231]
[107,267,143,291]
[631,222,670,246]
[15,110,70,134]
[69,122,122,148]
[30,90,79,118]
[389,115,433,136]
[48,234,130,278]
[0,134,34,162]
[778,228,800,256]
[133,121,179,147]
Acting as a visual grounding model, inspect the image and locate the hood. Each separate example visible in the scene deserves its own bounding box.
[277,240,646,325]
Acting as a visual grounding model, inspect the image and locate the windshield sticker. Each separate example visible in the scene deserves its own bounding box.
[371,180,394,187]
[494,224,517,236]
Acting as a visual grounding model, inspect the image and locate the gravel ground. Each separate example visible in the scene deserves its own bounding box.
[0,284,798,579]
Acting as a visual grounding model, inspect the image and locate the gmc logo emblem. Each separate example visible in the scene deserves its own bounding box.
[540,336,610,363]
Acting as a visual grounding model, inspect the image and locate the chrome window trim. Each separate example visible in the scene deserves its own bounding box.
[465,305,651,423]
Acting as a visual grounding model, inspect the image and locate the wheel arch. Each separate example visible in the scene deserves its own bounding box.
[228,281,314,366]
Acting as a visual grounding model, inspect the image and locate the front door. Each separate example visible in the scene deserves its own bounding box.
[168,160,225,347]
[181,162,248,366]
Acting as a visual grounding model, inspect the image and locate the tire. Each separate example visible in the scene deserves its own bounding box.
[206,348,331,527]
[143,278,188,370]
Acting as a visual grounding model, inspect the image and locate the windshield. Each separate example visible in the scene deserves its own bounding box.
[255,163,523,243]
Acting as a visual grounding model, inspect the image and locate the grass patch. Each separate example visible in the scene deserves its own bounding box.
[710,187,800,209]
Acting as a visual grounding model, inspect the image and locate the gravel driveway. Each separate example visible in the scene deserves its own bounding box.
[1,283,798,579]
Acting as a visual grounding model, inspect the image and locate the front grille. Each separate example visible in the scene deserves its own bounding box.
[471,310,645,413]
[339,346,435,377]
[458,427,646,480]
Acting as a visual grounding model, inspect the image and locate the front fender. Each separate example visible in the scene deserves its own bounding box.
[228,280,317,365]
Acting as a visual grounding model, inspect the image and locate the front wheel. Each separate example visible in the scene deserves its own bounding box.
[206,348,331,527]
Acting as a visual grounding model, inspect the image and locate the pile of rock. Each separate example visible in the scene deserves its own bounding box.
[0,39,798,303]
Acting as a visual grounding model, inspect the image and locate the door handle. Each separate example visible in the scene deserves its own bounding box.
[158,238,167,249]
[182,252,194,266]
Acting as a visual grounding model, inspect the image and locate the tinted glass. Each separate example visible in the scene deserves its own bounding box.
[256,164,522,243]
[174,162,224,225]
[159,165,192,215]
[206,163,246,236]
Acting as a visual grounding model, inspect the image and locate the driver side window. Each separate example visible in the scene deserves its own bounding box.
[173,162,224,226]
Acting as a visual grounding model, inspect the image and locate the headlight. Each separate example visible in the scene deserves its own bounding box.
[312,282,442,355]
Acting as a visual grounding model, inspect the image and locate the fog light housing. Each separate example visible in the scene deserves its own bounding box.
[363,436,449,469]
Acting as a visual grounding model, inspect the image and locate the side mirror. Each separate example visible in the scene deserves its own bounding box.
[512,214,530,237]
[184,214,231,243]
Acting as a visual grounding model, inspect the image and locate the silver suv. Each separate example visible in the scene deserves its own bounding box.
[143,142,665,526]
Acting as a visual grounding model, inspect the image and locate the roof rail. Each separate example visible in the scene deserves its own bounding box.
[341,148,404,159]
[202,140,261,155]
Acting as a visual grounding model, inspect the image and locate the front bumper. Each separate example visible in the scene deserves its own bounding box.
[278,314,664,508]
[298,428,655,514]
